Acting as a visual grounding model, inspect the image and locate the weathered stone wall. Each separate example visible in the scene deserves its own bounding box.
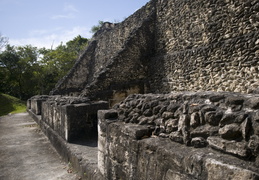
[51,1,156,103]
[150,0,258,93]
[51,0,258,98]
[27,97,107,180]
[28,96,108,142]
[29,95,49,115]
[98,92,259,179]
[80,15,156,103]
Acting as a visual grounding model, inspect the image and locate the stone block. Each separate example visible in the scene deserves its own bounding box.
[248,135,259,157]
[205,111,222,126]
[245,97,259,109]
[163,170,190,180]
[183,152,204,178]
[191,125,219,139]
[207,137,249,157]
[190,112,200,128]
[226,96,245,106]
[170,131,184,144]
[191,137,207,148]
[209,95,225,102]
[30,95,49,115]
[27,99,31,109]
[64,101,109,142]
[40,98,108,142]
[104,122,140,180]
[219,123,242,140]
[205,158,259,180]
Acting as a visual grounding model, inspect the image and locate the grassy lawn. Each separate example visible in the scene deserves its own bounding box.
[0,93,27,116]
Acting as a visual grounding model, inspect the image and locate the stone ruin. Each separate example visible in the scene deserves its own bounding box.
[99,92,259,179]
[27,0,259,179]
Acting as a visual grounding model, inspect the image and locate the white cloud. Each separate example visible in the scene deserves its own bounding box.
[51,13,75,20]
[29,27,63,36]
[9,26,92,49]
[64,3,78,13]
[51,3,78,20]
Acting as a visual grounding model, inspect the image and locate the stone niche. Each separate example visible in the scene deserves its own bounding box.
[98,92,259,180]
[28,95,109,143]
[28,95,49,115]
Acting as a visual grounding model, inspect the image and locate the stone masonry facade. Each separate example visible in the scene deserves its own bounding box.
[114,92,259,160]
[28,0,259,179]
[51,0,258,103]
[150,0,258,94]
[99,91,259,179]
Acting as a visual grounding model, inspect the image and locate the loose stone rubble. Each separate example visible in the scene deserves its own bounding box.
[113,92,259,164]
[96,92,259,179]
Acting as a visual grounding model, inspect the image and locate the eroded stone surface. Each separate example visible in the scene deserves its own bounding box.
[98,113,259,180]
[113,92,259,161]
[28,95,108,142]
[50,0,258,104]
[205,158,258,180]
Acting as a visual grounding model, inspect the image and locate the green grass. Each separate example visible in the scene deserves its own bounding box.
[0,93,26,116]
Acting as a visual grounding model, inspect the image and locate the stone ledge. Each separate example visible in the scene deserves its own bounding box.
[142,137,259,180]
[99,116,259,179]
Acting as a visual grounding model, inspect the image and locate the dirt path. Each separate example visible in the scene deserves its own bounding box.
[0,112,79,180]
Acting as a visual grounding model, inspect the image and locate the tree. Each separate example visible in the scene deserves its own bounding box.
[0,45,18,95]
[38,35,89,94]
[40,35,88,78]
[16,45,41,98]
[0,45,40,99]
[0,33,8,52]
[0,35,89,99]
[66,35,88,55]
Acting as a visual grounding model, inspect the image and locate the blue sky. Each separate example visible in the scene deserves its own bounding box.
[0,0,149,49]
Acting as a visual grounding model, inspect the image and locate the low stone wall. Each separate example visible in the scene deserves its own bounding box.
[98,92,259,179]
[29,95,49,115]
[27,105,104,180]
[28,96,109,142]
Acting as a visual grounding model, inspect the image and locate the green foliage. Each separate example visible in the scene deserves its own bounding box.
[0,35,89,100]
[0,93,26,116]
[66,35,88,55]
[90,21,104,34]
[0,45,40,99]
[39,35,88,93]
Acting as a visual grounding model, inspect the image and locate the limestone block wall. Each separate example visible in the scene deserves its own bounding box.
[80,14,156,103]
[51,0,258,100]
[51,1,155,99]
[97,92,259,179]
[42,96,108,142]
[28,96,108,142]
[29,95,49,115]
[91,2,154,78]
[150,0,259,93]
